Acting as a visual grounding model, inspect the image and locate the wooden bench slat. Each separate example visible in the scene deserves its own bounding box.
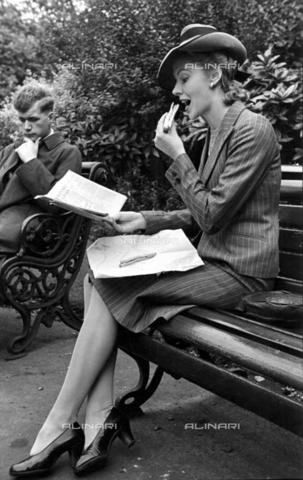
[279,205,303,229]
[186,307,303,356]
[276,276,303,294]
[279,228,303,252]
[119,332,303,437]
[281,179,303,188]
[279,251,303,280]
[158,315,303,390]
[280,180,303,204]
[281,165,303,180]
[282,172,303,180]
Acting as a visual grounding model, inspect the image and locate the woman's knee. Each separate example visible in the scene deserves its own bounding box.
[84,286,117,329]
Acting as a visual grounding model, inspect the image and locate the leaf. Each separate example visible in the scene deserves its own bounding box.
[268,55,281,64]
[283,83,299,97]
[264,47,273,58]
[256,54,265,62]
[282,98,297,104]
[279,136,294,143]
[292,152,303,162]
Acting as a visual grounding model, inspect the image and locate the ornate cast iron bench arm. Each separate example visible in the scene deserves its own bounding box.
[0,161,104,354]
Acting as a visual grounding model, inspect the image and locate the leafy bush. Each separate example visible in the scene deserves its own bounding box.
[1,0,302,213]
[0,100,19,147]
[35,0,302,172]
[246,47,302,163]
[190,0,303,67]
[186,47,302,164]
[0,3,42,104]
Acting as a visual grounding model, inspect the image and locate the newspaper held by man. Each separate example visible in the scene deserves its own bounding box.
[35,170,127,220]
[87,229,204,278]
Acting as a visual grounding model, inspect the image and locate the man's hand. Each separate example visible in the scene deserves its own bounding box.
[15,138,40,163]
[109,211,147,234]
[154,114,186,161]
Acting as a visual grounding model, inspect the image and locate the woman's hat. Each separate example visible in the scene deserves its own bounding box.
[157,24,248,90]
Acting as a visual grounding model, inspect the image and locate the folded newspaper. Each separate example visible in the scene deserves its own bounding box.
[35,170,127,219]
[87,229,204,278]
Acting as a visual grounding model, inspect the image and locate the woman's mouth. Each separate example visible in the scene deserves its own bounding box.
[179,99,191,114]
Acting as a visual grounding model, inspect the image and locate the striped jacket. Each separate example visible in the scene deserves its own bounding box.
[142,101,281,278]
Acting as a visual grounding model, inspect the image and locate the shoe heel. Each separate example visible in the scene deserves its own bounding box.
[118,419,135,448]
[69,440,84,468]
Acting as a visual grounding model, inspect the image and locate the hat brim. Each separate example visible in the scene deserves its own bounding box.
[157,32,248,90]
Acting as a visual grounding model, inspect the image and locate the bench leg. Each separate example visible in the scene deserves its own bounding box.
[59,294,83,332]
[5,294,82,355]
[116,351,164,417]
[7,306,42,354]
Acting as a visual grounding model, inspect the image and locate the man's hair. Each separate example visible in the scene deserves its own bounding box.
[13,83,55,114]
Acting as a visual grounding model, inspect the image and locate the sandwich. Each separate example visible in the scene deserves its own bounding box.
[163,103,180,133]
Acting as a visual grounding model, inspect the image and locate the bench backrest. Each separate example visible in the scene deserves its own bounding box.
[278,165,303,293]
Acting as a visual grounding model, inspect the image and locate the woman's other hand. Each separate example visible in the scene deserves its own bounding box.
[110,212,147,234]
[154,114,186,160]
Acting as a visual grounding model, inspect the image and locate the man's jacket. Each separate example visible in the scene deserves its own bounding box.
[0,132,82,253]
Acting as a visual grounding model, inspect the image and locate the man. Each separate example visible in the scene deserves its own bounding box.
[0,82,82,254]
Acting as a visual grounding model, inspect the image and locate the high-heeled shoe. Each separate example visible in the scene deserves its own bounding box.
[9,421,84,477]
[74,406,135,476]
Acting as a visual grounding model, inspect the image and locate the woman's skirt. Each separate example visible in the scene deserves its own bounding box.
[90,260,274,333]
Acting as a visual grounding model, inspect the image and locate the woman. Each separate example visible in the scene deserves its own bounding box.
[10,24,281,477]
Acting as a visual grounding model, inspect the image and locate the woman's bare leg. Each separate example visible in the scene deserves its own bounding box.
[30,281,118,455]
[81,274,117,447]
[83,273,94,317]
[82,349,117,449]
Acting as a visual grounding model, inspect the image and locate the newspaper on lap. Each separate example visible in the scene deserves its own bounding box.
[87,229,204,278]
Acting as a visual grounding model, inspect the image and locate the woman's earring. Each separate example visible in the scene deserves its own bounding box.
[210,82,214,88]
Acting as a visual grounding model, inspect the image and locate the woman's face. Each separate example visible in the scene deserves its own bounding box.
[172,57,213,120]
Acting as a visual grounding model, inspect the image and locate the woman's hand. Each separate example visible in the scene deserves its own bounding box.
[110,211,147,234]
[153,114,186,161]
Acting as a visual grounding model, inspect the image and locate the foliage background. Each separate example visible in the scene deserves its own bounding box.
[0,0,302,211]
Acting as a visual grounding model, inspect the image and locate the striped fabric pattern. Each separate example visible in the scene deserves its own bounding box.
[91,261,273,333]
[143,101,281,278]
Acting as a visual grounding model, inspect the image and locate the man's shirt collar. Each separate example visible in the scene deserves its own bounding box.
[40,132,65,150]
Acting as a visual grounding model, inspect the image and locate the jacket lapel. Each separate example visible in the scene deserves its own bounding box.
[201,101,246,185]
[198,130,210,176]
[0,148,20,194]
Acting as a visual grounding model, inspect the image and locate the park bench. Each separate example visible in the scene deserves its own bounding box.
[1,160,302,437]
[0,161,103,355]
[116,165,303,438]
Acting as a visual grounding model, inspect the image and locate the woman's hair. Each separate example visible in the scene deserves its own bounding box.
[184,51,249,105]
